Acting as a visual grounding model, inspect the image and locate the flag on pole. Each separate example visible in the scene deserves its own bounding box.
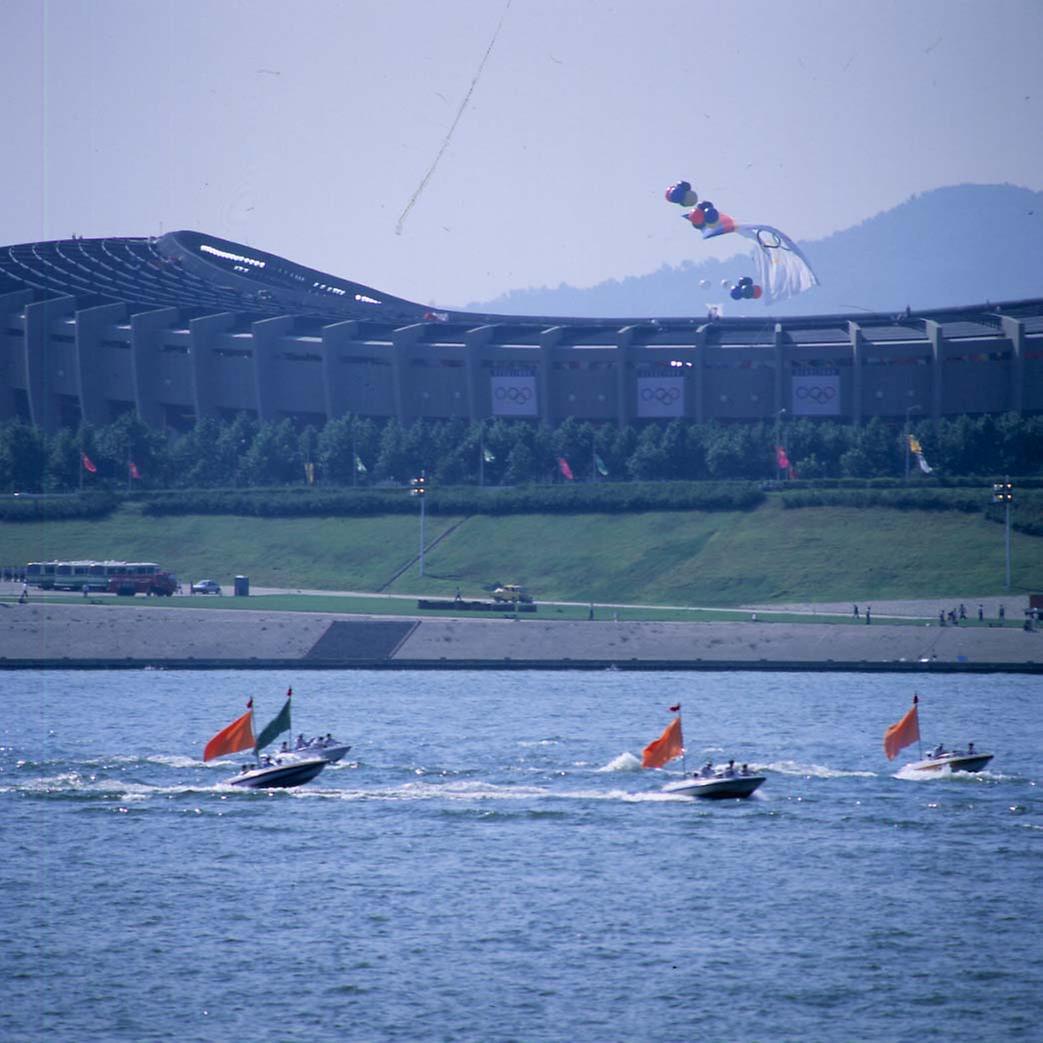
[354,453,367,474]
[128,461,141,480]
[642,716,684,769]
[483,446,496,463]
[255,692,293,753]
[775,445,790,470]
[594,452,609,477]
[304,461,315,485]
[204,699,255,761]
[82,453,97,474]
[557,457,574,480]
[908,434,923,454]
[883,694,920,760]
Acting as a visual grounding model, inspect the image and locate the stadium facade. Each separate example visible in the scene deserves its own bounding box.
[1,230,1041,433]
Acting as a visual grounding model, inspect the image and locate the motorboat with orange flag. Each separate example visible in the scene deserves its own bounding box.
[883,693,993,774]
[204,695,326,789]
[643,704,765,799]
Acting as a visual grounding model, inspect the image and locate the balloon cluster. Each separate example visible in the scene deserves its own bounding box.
[664,180,698,207]
[687,200,720,227]
[730,276,762,300]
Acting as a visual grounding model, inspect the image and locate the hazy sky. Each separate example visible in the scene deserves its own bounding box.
[4,0,1042,308]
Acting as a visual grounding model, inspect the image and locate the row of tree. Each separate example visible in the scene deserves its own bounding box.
[1,412,1042,494]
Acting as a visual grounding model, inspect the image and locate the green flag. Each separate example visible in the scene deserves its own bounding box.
[594,452,609,477]
[255,697,292,753]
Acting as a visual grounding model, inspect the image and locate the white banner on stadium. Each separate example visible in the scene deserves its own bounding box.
[491,375,538,416]
[791,371,840,416]
[637,377,684,418]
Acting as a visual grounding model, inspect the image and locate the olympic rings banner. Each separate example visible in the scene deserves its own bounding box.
[491,375,538,416]
[637,377,684,418]
[791,371,840,416]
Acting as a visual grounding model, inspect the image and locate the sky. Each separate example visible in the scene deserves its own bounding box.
[4,0,1043,309]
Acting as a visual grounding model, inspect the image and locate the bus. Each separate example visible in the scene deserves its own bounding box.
[26,560,178,597]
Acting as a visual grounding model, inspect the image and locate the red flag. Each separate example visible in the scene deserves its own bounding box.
[204,701,255,761]
[82,453,97,474]
[557,457,574,480]
[883,695,920,761]
[668,703,681,712]
[775,446,790,470]
[642,717,684,769]
[128,461,141,480]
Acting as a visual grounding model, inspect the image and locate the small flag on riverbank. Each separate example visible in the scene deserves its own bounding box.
[82,453,97,474]
[558,457,574,480]
[594,452,609,477]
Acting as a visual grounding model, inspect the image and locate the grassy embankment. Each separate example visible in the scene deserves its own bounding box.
[3,498,1041,617]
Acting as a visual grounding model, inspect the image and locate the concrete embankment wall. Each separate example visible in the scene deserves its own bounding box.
[2,603,1040,673]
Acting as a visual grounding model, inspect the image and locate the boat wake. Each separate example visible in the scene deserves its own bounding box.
[766,759,877,779]
[596,752,643,773]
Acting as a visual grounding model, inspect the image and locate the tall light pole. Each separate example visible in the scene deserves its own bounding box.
[410,472,427,577]
[903,404,922,481]
[992,478,1014,591]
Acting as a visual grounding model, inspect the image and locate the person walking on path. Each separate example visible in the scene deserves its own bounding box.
[853,604,859,618]
[865,606,872,625]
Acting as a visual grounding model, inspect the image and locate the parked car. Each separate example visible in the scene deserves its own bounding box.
[191,579,222,595]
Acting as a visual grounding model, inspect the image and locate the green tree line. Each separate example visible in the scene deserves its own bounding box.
[1,412,1042,494]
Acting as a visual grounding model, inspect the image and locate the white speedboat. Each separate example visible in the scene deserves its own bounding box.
[227,755,327,789]
[282,737,351,764]
[907,747,993,774]
[662,769,766,800]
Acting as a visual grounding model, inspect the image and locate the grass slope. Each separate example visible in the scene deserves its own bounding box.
[2,501,1040,605]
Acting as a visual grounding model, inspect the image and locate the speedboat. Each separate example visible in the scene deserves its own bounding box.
[281,737,352,764]
[662,769,765,800]
[227,755,327,789]
[907,747,993,774]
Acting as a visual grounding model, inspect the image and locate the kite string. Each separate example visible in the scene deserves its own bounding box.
[395,0,512,236]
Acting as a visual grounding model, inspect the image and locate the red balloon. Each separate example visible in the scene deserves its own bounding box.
[688,209,706,227]
[752,285,763,299]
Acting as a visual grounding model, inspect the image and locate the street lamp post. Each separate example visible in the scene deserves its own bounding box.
[992,478,1014,591]
[410,472,427,577]
[903,404,922,481]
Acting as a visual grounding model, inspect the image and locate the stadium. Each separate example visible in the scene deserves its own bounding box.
[1,229,1041,433]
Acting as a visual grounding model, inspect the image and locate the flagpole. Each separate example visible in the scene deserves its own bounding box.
[914,693,922,759]
[680,708,687,775]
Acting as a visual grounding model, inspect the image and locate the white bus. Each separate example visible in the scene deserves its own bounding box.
[26,560,178,596]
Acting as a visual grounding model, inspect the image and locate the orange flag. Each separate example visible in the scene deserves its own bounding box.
[883,697,920,760]
[204,701,255,761]
[642,717,684,769]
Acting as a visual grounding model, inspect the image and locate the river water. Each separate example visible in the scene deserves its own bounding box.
[2,669,1040,1042]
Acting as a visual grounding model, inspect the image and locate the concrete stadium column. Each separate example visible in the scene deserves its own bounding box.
[464,325,495,422]
[391,323,425,424]
[773,322,787,416]
[251,315,295,421]
[24,296,76,432]
[924,320,945,420]
[320,320,360,419]
[692,325,707,424]
[999,315,1025,414]
[615,326,636,428]
[848,321,864,425]
[0,290,33,422]
[189,312,236,420]
[539,327,563,427]
[130,307,179,428]
[75,302,127,427]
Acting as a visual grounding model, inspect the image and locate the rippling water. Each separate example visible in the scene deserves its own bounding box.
[2,669,1040,1042]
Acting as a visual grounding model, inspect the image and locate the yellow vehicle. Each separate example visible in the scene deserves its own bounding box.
[491,584,534,604]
